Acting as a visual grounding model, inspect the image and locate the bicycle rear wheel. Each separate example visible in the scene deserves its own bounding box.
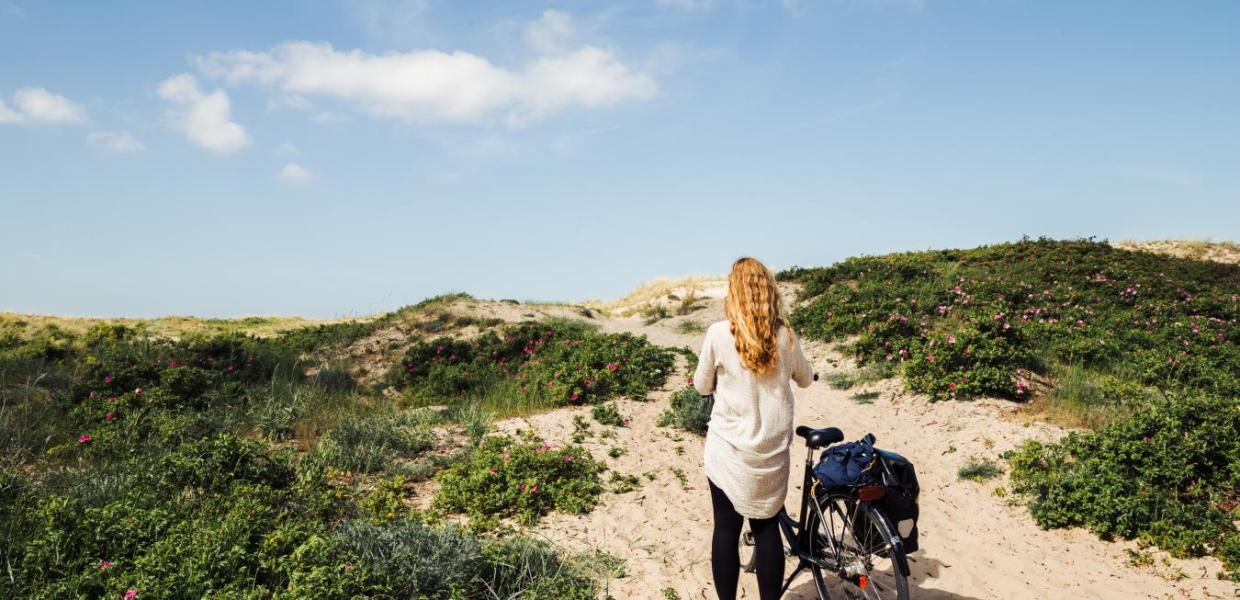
[809,492,909,600]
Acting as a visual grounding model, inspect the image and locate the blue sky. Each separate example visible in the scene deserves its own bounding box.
[2,1,1238,318]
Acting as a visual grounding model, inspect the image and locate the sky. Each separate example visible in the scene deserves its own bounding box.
[2,0,1238,318]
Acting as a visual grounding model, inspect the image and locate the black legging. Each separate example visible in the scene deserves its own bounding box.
[709,479,784,600]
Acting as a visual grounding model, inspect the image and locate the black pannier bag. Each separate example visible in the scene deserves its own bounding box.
[874,449,920,553]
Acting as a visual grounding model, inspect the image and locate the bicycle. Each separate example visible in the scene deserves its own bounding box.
[738,425,911,600]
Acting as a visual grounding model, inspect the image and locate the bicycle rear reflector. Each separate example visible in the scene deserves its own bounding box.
[858,485,886,502]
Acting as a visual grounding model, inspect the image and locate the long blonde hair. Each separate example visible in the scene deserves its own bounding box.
[724,257,786,376]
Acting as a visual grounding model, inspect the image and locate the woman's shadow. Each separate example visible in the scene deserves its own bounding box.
[781,555,984,600]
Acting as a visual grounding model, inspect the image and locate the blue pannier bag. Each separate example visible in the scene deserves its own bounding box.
[813,433,878,488]
[813,434,922,554]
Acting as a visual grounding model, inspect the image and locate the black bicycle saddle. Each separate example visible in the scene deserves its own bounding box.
[795,425,844,449]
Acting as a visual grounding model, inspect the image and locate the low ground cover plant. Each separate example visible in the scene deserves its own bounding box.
[957,457,1003,482]
[591,402,629,427]
[434,435,606,526]
[782,238,1240,578]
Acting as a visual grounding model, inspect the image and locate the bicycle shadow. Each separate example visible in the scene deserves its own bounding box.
[778,555,985,600]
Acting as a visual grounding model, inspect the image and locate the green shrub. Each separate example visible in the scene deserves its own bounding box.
[392,319,675,414]
[657,387,711,435]
[434,435,605,525]
[1008,394,1240,579]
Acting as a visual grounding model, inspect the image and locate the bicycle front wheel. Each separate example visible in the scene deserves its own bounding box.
[809,492,909,600]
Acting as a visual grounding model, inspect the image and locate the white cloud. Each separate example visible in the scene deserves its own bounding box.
[524,9,575,54]
[194,39,655,127]
[279,162,313,182]
[9,87,88,124]
[86,130,144,153]
[0,98,22,123]
[157,73,249,154]
[656,0,715,11]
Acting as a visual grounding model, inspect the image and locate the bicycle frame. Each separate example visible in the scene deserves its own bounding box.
[772,438,911,595]
[772,441,827,594]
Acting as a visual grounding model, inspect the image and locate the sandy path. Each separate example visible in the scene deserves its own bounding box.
[484,298,1235,599]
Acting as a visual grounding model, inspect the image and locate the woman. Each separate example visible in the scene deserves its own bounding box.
[694,257,814,600]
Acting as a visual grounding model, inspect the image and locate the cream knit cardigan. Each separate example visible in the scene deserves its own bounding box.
[694,320,814,519]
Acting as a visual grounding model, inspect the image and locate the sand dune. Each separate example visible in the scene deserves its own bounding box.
[471,286,1235,599]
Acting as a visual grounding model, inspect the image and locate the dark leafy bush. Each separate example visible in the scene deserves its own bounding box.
[434,435,606,525]
[657,387,711,435]
[392,319,676,412]
[1009,394,1240,580]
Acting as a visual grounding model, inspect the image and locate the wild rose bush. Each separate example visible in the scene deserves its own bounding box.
[434,435,606,525]
[782,238,1238,401]
[782,238,1240,578]
[0,316,614,597]
[1008,393,1240,579]
[392,319,676,411]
